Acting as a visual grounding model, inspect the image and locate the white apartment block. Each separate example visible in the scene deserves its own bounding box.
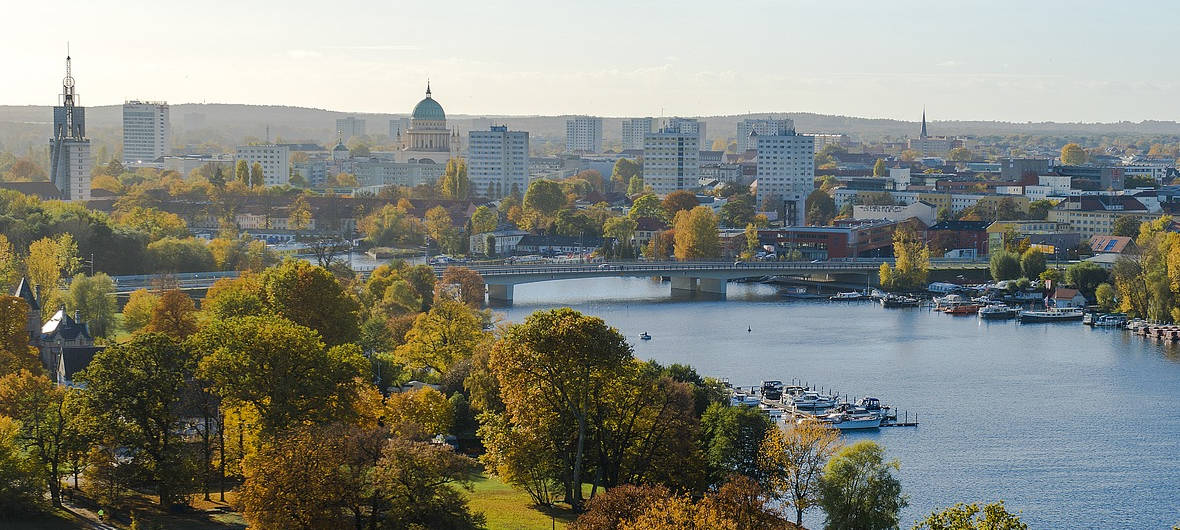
[467,126,530,198]
[621,117,654,150]
[737,118,795,153]
[642,123,699,196]
[388,117,410,139]
[336,117,366,139]
[753,122,814,226]
[565,116,602,153]
[50,140,91,201]
[235,144,291,187]
[122,100,170,166]
[666,117,706,150]
[1123,164,1169,184]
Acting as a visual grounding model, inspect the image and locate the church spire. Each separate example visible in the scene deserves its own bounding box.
[920,107,928,138]
[426,80,432,98]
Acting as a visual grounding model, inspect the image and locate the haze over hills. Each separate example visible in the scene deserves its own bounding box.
[3,103,1180,155]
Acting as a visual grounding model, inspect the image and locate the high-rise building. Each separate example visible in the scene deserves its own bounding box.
[565,116,602,153]
[467,125,530,199]
[388,117,410,139]
[122,100,170,166]
[752,121,814,226]
[666,117,706,150]
[49,55,91,201]
[621,117,655,150]
[642,121,700,196]
[336,116,366,139]
[234,144,291,187]
[737,118,795,153]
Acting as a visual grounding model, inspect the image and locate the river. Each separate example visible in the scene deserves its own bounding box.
[494,277,1180,529]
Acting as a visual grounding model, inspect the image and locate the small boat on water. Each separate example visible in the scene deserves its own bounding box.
[639,332,652,340]
[1018,307,1084,322]
[788,390,837,411]
[760,380,784,401]
[812,410,884,430]
[978,304,1018,319]
[880,295,921,308]
[781,286,824,299]
[1092,313,1128,328]
[829,291,866,301]
[944,304,982,315]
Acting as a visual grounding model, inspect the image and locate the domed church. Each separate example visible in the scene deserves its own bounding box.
[398,83,460,162]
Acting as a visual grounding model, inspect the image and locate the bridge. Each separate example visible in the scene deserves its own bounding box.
[108,259,990,304]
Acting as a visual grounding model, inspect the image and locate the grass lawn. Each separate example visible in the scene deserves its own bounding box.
[468,473,579,530]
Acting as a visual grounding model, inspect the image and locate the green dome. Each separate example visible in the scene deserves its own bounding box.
[412,96,445,121]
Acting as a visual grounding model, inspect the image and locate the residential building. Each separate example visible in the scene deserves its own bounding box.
[925,220,990,256]
[1047,195,1157,238]
[566,116,603,153]
[122,100,170,166]
[336,116,366,139]
[622,118,655,150]
[752,120,814,226]
[643,122,700,195]
[986,220,1080,256]
[667,117,706,150]
[810,134,850,152]
[469,227,529,256]
[162,154,234,176]
[49,55,91,201]
[467,125,530,198]
[853,201,937,226]
[760,219,918,260]
[389,117,410,139]
[737,118,794,153]
[235,144,291,187]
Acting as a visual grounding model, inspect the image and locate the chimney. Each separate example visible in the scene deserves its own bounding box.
[74,310,80,322]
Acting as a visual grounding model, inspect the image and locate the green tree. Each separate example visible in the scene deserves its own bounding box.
[673,206,720,260]
[470,205,498,234]
[603,217,638,257]
[0,370,83,507]
[1111,215,1141,237]
[394,299,487,377]
[195,315,369,435]
[146,237,216,273]
[947,147,974,162]
[914,501,1028,530]
[370,437,485,529]
[805,189,836,226]
[64,273,117,338]
[235,159,249,185]
[249,162,265,188]
[1067,261,1109,299]
[628,193,666,221]
[1095,282,1116,311]
[819,440,907,530]
[611,158,641,192]
[1060,143,1087,165]
[524,180,567,216]
[720,194,756,227]
[990,251,1022,281]
[698,402,774,486]
[1026,199,1054,220]
[76,333,196,506]
[872,159,887,176]
[258,259,361,346]
[359,204,425,247]
[1020,248,1047,280]
[438,158,471,200]
[627,175,645,195]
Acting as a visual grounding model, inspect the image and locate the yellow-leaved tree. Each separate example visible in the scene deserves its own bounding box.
[673,206,721,260]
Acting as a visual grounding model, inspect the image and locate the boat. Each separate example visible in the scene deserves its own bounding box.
[829,291,865,301]
[759,404,786,424]
[814,411,883,430]
[729,388,761,407]
[880,295,920,308]
[638,332,651,340]
[1093,314,1128,328]
[760,380,784,401]
[781,286,824,299]
[944,304,982,315]
[788,390,837,411]
[978,304,1018,319]
[1018,307,1084,322]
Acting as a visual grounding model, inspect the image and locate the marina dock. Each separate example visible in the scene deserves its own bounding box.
[727,379,919,430]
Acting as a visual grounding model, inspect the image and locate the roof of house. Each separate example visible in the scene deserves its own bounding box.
[634,217,670,232]
[1053,287,1083,300]
[927,220,990,231]
[58,346,103,382]
[12,277,39,311]
[1089,235,1135,254]
[41,309,92,342]
[0,181,62,200]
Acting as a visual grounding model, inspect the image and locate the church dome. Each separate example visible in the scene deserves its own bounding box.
[411,85,445,121]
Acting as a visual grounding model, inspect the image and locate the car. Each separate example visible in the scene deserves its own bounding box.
[733,261,744,267]
[811,259,823,263]
[598,263,612,270]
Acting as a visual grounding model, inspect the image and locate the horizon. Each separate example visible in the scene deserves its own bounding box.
[2,0,1178,124]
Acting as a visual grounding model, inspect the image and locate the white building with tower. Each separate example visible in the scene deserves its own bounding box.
[642,121,700,195]
[566,116,603,153]
[122,100,170,167]
[752,120,814,226]
[621,117,654,151]
[49,55,91,201]
[467,125,530,199]
[737,118,795,153]
[234,144,291,187]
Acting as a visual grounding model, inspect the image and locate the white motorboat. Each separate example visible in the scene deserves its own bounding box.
[829,291,865,301]
[813,410,884,430]
[789,391,837,411]
[1018,307,1084,322]
[978,304,1018,319]
[1093,314,1128,327]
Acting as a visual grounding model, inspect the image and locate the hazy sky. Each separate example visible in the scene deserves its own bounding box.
[3,0,1177,123]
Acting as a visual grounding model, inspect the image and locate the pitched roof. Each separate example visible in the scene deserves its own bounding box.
[11,277,38,311]
[0,181,62,200]
[41,309,92,342]
[927,220,990,231]
[1053,287,1082,300]
[59,346,102,382]
[1089,235,1135,254]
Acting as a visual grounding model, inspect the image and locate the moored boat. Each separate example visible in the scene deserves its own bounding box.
[978,304,1018,319]
[829,291,866,301]
[1018,307,1084,322]
[880,295,921,308]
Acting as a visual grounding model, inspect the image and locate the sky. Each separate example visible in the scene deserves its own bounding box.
[2,0,1177,123]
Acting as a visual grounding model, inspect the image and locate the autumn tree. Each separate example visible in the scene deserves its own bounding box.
[0,235,18,293]
[0,416,44,516]
[425,206,459,253]
[662,190,699,216]
[27,234,80,309]
[0,370,84,506]
[805,189,836,226]
[872,158,887,176]
[121,288,157,334]
[1060,143,1087,165]
[394,299,488,378]
[470,205,498,234]
[146,289,199,338]
[64,273,117,338]
[76,333,196,506]
[258,259,361,345]
[914,501,1028,530]
[359,204,426,247]
[288,194,312,233]
[235,159,249,185]
[759,418,842,526]
[438,266,486,307]
[644,230,675,261]
[249,162,265,188]
[1111,215,1141,238]
[673,206,721,260]
[819,440,907,530]
[0,297,42,377]
[523,179,567,216]
[879,227,930,291]
[438,158,471,200]
[370,437,485,529]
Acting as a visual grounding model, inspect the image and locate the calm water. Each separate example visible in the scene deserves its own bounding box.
[495,278,1180,529]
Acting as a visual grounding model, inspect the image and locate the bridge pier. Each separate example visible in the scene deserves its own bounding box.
[698,278,727,297]
[487,284,513,304]
[670,276,698,293]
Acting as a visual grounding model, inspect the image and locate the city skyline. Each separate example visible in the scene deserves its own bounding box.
[2,0,1178,123]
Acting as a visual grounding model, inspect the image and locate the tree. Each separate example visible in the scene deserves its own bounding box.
[1067,261,1109,299]
[1020,248,1047,280]
[249,162,265,188]
[760,418,842,526]
[439,266,486,307]
[0,416,44,516]
[604,217,638,257]
[0,370,83,507]
[425,205,456,244]
[720,194,756,227]
[370,437,485,529]
[288,195,312,233]
[195,316,369,435]
[805,189,836,226]
[673,206,720,260]
[258,259,361,346]
[0,297,42,377]
[76,333,196,506]
[627,175,645,195]
[0,234,17,293]
[1026,200,1054,220]
[662,190,699,216]
[859,191,895,206]
[381,387,454,438]
[880,227,930,291]
[1095,282,1116,311]
[611,158,642,192]
[235,159,249,185]
[699,402,774,486]
[1111,215,1141,237]
[27,234,80,308]
[914,501,1028,530]
[990,251,1022,281]
[438,158,471,200]
[872,159,887,176]
[120,289,157,334]
[147,237,216,272]
[238,425,355,529]
[644,230,675,261]
[1060,143,1087,165]
[360,204,426,247]
[628,193,666,221]
[1039,267,1064,287]
[947,147,974,162]
[571,483,671,530]
[147,289,198,339]
[470,205,498,234]
[64,273,117,338]
[819,440,907,530]
[395,299,488,377]
[524,180,567,216]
